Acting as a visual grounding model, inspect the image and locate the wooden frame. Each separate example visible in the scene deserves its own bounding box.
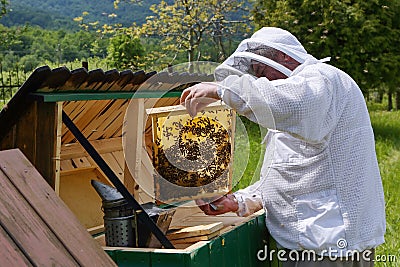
[147,102,236,204]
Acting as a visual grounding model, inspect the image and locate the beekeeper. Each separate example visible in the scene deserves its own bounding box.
[180,27,386,266]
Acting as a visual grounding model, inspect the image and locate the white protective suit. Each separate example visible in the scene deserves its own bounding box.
[215,27,386,255]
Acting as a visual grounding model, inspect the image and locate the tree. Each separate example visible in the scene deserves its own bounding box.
[1,0,8,17]
[252,0,400,109]
[106,33,145,70]
[141,0,252,65]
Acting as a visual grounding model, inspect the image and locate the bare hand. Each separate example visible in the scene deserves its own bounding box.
[195,194,239,216]
[180,82,220,117]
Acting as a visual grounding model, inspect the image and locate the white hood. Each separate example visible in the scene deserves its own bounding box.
[215,27,327,81]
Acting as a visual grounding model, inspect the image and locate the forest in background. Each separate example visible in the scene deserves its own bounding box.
[0,2,399,266]
[0,0,158,28]
[0,0,399,110]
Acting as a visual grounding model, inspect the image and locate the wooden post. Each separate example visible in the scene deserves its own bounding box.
[54,102,63,195]
[35,101,61,189]
[0,100,60,189]
[82,61,88,70]
[123,98,158,203]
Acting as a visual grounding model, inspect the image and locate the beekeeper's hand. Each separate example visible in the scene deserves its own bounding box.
[180,82,220,117]
[195,194,239,216]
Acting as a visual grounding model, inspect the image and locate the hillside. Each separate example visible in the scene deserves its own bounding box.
[0,0,158,29]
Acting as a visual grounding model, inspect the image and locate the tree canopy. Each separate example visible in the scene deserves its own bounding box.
[106,33,145,70]
[141,0,252,64]
[1,0,7,16]
[252,0,400,101]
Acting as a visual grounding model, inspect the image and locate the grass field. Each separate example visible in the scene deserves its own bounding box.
[232,103,400,266]
[369,104,400,266]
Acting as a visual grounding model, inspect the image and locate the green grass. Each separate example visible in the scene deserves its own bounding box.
[232,104,400,266]
[370,108,400,267]
[232,115,265,191]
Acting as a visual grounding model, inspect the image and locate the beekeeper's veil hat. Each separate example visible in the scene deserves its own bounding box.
[215,27,323,81]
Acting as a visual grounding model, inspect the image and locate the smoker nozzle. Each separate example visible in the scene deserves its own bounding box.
[91,180,124,202]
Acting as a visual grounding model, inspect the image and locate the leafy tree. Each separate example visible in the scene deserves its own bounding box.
[1,0,7,17]
[106,33,145,70]
[0,25,110,71]
[141,0,252,65]
[252,0,400,109]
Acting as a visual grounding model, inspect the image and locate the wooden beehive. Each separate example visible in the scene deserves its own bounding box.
[0,65,214,230]
[147,103,235,204]
[0,65,276,266]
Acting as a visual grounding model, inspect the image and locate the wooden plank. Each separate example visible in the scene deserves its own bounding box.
[37,66,71,92]
[147,209,176,248]
[102,112,125,139]
[102,152,124,181]
[87,225,104,236]
[0,225,33,267]
[134,150,155,204]
[123,98,157,203]
[0,66,51,141]
[123,163,137,197]
[0,170,79,266]
[60,160,75,171]
[71,156,92,168]
[77,100,115,139]
[123,98,145,188]
[146,101,228,116]
[60,166,96,176]
[137,160,155,204]
[170,231,220,244]
[63,100,89,122]
[62,101,93,143]
[76,69,106,91]
[112,150,125,168]
[120,70,146,91]
[0,125,16,151]
[93,100,127,140]
[113,69,134,90]
[96,69,120,91]
[61,137,122,159]
[54,102,63,195]
[61,100,100,143]
[87,99,126,140]
[14,101,37,166]
[166,222,223,240]
[0,149,117,266]
[56,68,89,91]
[60,166,113,229]
[63,100,113,144]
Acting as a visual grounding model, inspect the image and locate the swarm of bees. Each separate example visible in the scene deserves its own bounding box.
[151,108,234,202]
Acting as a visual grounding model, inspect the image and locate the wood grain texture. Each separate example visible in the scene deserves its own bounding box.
[0,170,79,266]
[0,149,117,266]
[170,231,220,244]
[166,222,223,240]
[0,224,33,267]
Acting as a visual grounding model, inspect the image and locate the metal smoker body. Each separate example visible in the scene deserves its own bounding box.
[91,180,137,247]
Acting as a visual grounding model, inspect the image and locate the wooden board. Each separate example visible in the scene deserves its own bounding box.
[0,171,78,265]
[167,222,223,240]
[170,231,220,244]
[59,166,110,228]
[61,137,122,160]
[0,149,116,266]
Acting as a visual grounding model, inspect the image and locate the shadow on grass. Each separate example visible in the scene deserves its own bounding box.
[371,117,400,150]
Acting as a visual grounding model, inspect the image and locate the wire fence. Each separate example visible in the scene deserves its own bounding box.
[0,63,28,109]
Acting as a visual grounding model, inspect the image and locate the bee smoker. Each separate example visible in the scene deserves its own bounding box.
[91,180,137,247]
